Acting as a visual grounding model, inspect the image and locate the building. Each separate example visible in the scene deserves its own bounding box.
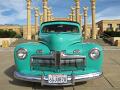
[82,19,120,39]
[0,25,36,39]
[0,25,22,34]
[97,20,120,34]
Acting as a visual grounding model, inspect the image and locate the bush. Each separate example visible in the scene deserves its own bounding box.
[104,31,120,37]
[0,29,22,38]
[15,34,22,38]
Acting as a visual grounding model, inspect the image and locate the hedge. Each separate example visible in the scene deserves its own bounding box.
[0,29,22,38]
[103,31,120,37]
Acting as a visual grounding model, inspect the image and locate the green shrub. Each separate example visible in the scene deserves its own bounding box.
[0,29,22,38]
[15,34,22,38]
[104,31,120,37]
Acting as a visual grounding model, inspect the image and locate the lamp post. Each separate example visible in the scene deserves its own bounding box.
[83,7,88,39]
[26,0,32,40]
[91,0,97,39]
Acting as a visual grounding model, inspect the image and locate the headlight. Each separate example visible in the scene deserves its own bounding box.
[16,48,27,59]
[89,48,100,60]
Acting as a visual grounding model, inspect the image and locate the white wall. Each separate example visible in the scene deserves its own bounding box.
[0,38,18,46]
[110,37,120,45]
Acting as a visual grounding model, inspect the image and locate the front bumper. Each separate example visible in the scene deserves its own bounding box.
[14,71,102,86]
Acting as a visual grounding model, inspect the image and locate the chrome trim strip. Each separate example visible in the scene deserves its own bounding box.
[14,71,102,86]
[61,55,86,59]
[31,55,54,59]
[31,55,86,59]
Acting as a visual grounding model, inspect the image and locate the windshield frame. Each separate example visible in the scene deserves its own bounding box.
[39,22,81,34]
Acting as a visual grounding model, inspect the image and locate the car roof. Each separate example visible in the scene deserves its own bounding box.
[41,20,80,25]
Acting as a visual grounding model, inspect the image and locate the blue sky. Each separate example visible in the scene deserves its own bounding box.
[0,0,120,25]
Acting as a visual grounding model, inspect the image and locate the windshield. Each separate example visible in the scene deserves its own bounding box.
[42,24,79,33]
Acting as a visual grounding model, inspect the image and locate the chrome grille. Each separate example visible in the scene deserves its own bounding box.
[60,59,85,67]
[30,54,86,71]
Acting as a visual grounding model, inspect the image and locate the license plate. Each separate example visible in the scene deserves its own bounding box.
[48,74,67,84]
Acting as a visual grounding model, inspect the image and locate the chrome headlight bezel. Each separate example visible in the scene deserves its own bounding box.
[16,48,27,60]
[89,48,100,60]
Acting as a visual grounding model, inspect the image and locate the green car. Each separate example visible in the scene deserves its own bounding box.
[14,21,103,86]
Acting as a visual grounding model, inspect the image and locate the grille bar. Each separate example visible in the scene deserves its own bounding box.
[55,51,61,68]
[30,54,86,71]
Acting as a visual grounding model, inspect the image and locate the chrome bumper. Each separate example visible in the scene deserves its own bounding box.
[14,71,102,86]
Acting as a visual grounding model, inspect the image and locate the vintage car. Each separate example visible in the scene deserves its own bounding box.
[14,21,103,86]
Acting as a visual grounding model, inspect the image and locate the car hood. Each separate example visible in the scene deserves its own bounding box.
[40,33,82,51]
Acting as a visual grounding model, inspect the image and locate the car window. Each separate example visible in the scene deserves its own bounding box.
[42,24,79,33]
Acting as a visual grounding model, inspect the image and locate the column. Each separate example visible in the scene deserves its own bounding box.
[51,17,54,21]
[74,0,80,23]
[50,13,52,21]
[79,14,82,29]
[26,0,32,40]
[69,14,72,21]
[91,0,97,39]
[47,8,51,21]
[34,8,39,34]
[42,0,48,22]
[40,14,43,24]
[71,7,76,21]
[83,7,88,39]
[49,8,52,21]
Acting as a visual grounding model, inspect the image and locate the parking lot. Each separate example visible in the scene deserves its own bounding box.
[0,46,120,90]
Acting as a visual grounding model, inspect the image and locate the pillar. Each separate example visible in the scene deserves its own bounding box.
[69,14,72,21]
[49,8,53,21]
[51,17,54,21]
[79,14,82,29]
[50,13,52,21]
[40,14,43,24]
[83,7,88,39]
[26,0,32,40]
[34,8,39,34]
[47,8,51,21]
[71,7,76,21]
[91,0,97,39]
[74,0,80,23]
[42,0,48,22]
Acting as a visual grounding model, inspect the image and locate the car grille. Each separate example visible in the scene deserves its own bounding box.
[30,53,86,71]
